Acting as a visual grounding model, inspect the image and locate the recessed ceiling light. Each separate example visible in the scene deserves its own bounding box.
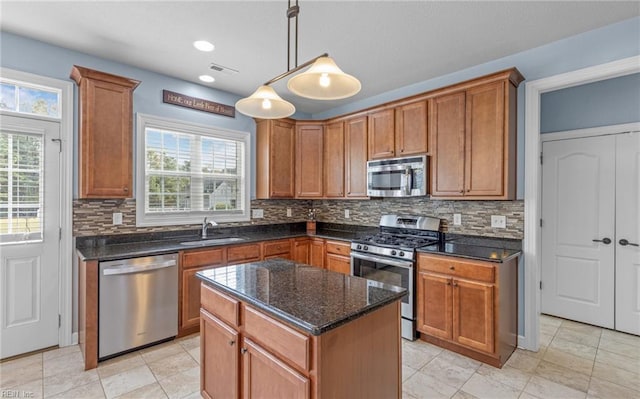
[193,40,215,52]
[199,75,215,83]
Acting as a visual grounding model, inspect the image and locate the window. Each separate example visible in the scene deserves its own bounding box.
[136,114,250,226]
[0,79,61,118]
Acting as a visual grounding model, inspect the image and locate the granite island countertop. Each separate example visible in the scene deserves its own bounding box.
[196,258,406,336]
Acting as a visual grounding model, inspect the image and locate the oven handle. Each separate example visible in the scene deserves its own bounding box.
[350,252,414,269]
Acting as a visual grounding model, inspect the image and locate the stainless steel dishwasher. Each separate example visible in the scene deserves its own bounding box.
[99,253,178,359]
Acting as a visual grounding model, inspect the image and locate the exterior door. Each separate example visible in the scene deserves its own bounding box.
[615,132,640,335]
[541,135,616,328]
[1,115,60,358]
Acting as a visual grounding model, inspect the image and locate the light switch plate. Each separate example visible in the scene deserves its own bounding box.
[453,213,461,226]
[345,209,350,219]
[491,215,506,228]
[252,209,264,219]
[112,212,123,225]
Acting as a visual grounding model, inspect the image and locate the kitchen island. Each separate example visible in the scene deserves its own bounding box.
[197,258,406,399]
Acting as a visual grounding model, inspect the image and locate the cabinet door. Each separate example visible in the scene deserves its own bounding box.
[325,253,350,275]
[201,310,239,399]
[243,338,310,399]
[79,78,136,198]
[324,121,345,198]
[430,93,466,197]
[181,266,215,332]
[465,81,506,197]
[295,124,323,198]
[416,272,452,340]
[368,109,395,160]
[292,239,310,264]
[270,120,296,198]
[309,239,325,268]
[396,101,428,156]
[452,279,494,353]
[344,116,368,198]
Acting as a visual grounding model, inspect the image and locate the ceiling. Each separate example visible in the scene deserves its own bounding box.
[1,1,638,115]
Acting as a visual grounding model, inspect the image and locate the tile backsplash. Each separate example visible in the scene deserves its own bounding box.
[73,197,523,239]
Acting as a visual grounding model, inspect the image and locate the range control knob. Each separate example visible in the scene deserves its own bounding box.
[391,250,397,256]
[356,244,362,250]
[363,246,369,251]
[399,251,405,257]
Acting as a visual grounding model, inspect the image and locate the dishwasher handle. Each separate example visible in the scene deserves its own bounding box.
[102,259,177,276]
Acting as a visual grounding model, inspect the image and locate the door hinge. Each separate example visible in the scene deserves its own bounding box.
[540,219,543,227]
[540,151,543,165]
[58,314,61,328]
[540,281,543,290]
[59,227,62,241]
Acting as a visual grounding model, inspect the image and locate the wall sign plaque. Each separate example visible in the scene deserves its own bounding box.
[162,90,235,117]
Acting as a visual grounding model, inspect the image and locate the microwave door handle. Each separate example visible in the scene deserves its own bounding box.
[402,166,412,195]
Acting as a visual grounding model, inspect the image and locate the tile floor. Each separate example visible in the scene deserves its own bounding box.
[1,315,639,398]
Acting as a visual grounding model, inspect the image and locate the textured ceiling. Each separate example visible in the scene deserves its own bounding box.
[1,1,638,114]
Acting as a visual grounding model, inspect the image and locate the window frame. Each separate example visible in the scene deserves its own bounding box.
[136,113,251,226]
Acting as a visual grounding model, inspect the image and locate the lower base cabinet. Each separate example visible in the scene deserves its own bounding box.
[201,309,239,399]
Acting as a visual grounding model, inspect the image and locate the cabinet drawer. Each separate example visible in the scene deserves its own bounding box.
[182,248,226,269]
[227,243,261,264]
[325,240,350,256]
[243,305,310,372]
[263,239,292,257]
[201,283,240,327]
[418,254,495,283]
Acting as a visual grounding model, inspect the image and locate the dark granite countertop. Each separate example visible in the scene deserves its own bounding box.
[196,259,406,336]
[75,222,376,261]
[417,234,522,262]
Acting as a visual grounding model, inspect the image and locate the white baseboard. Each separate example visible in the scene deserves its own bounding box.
[72,332,78,345]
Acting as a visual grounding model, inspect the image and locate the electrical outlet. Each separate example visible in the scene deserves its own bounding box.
[252,209,264,219]
[286,208,292,217]
[112,212,123,225]
[345,209,350,219]
[491,215,506,228]
[453,213,461,226]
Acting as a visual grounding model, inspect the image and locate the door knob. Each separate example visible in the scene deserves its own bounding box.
[619,239,639,247]
[592,238,612,244]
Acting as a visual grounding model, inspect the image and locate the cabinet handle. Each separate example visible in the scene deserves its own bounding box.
[229,340,235,346]
[241,348,247,354]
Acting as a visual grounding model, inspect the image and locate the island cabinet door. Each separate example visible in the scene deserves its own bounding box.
[416,271,452,340]
[242,338,310,399]
[452,279,494,353]
[201,310,239,399]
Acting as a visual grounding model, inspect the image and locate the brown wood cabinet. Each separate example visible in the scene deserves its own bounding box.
[396,100,428,156]
[309,238,325,268]
[201,309,240,399]
[263,239,292,260]
[295,123,324,198]
[324,121,345,198]
[292,238,310,264]
[430,70,523,199]
[70,66,140,198]
[368,108,395,160]
[416,253,518,368]
[256,119,295,198]
[344,116,369,198]
[227,243,262,265]
[325,240,351,275]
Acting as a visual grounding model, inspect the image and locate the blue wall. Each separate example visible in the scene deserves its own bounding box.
[541,73,640,133]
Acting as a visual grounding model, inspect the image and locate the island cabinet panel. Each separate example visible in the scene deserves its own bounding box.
[344,116,369,198]
[416,253,517,368]
[200,310,239,399]
[395,100,428,156]
[70,66,140,198]
[309,238,325,268]
[323,121,345,198]
[201,283,240,328]
[292,238,310,264]
[368,108,396,160]
[256,119,295,198]
[295,123,324,198]
[243,338,310,399]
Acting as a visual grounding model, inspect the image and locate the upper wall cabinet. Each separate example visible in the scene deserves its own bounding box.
[368,100,428,160]
[256,119,295,199]
[430,69,524,200]
[324,121,345,198]
[344,116,369,198]
[70,66,140,199]
[295,122,324,198]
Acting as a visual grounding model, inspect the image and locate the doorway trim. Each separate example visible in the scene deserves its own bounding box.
[522,55,640,351]
[0,67,74,347]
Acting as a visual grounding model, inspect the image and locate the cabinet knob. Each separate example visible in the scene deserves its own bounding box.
[459,190,464,194]
[241,348,248,354]
[229,340,235,346]
[446,281,451,286]
[123,187,129,192]
[453,281,458,287]
[449,266,455,270]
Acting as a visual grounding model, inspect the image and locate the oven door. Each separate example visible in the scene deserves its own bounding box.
[350,251,414,319]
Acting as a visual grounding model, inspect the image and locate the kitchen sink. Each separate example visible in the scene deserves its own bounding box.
[179,237,245,246]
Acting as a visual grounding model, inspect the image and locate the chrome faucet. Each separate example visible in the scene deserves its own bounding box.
[201,217,218,239]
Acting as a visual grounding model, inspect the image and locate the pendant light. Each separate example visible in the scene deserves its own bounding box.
[235,0,361,119]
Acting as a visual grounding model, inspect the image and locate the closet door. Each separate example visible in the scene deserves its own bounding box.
[615,131,640,335]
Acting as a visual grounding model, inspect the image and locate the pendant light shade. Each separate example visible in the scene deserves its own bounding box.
[287,56,361,100]
[235,85,295,119]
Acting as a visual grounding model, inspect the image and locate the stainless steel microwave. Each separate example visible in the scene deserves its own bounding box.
[367,155,427,197]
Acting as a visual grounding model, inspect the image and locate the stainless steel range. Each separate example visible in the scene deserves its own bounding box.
[350,215,442,340]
